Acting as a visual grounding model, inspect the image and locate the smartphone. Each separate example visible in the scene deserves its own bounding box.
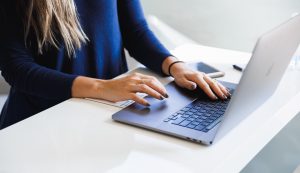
[188,62,225,78]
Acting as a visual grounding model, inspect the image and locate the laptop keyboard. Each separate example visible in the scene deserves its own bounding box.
[163,98,230,133]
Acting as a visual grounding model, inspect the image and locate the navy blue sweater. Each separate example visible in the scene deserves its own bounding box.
[0,0,171,129]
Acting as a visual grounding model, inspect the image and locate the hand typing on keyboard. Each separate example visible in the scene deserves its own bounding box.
[162,57,231,100]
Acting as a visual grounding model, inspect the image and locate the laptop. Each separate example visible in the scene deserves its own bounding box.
[112,15,300,145]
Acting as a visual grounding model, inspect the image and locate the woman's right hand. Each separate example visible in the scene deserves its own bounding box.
[72,73,169,106]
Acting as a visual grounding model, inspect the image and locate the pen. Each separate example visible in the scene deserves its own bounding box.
[233,64,243,72]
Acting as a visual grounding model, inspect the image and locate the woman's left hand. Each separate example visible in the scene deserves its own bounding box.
[169,62,231,100]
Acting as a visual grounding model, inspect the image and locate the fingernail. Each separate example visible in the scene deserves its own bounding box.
[191,84,197,90]
[214,96,218,100]
[227,92,232,98]
[164,93,169,98]
[160,96,164,100]
[223,95,228,99]
[146,102,151,107]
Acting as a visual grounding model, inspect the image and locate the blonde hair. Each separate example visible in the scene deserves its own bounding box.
[24,0,88,56]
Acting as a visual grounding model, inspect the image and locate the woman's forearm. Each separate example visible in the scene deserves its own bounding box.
[71,76,105,98]
[72,56,179,99]
[71,73,168,106]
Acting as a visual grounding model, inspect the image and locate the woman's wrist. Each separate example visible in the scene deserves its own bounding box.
[71,76,105,98]
[169,62,187,77]
[162,56,182,76]
[168,61,185,77]
[162,56,186,77]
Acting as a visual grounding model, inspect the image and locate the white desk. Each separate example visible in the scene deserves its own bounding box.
[0,44,299,173]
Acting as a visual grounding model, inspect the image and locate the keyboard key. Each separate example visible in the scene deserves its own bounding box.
[190,109,198,113]
[164,118,171,122]
[200,116,208,120]
[171,117,185,125]
[171,116,178,120]
[187,124,197,129]
[216,113,223,116]
[206,113,212,117]
[186,112,193,115]
[186,105,193,108]
[206,106,213,109]
[206,117,222,130]
[187,118,195,121]
[177,110,185,114]
[194,125,205,131]
[181,114,190,118]
[195,106,202,110]
[202,128,210,133]
[203,122,210,126]
[182,107,190,111]
[191,121,200,126]
[191,115,198,119]
[196,112,203,116]
[211,115,218,119]
[207,119,214,123]
[209,115,217,119]
[208,110,215,114]
[195,119,203,123]
[179,120,192,127]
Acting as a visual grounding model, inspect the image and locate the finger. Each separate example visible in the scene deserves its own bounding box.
[134,84,164,100]
[135,73,156,80]
[131,72,143,77]
[217,82,231,97]
[140,76,168,98]
[175,77,197,90]
[203,76,227,99]
[142,79,168,97]
[187,74,218,100]
[129,93,150,106]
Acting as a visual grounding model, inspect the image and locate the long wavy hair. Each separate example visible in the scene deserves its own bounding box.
[23,0,88,56]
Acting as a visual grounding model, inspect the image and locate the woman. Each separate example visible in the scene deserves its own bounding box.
[0,0,230,129]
